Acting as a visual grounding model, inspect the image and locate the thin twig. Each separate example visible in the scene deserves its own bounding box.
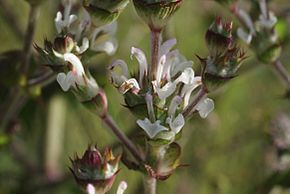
[182,87,208,119]
[21,4,39,77]
[101,114,145,163]
[273,60,290,88]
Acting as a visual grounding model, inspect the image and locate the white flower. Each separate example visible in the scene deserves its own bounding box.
[137,118,168,139]
[117,181,128,194]
[131,47,148,86]
[196,98,214,118]
[54,1,77,34]
[237,28,253,44]
[166,114,185,134]
[56,53,85,91]
[179,68,202,108]
[75,37,90,54]
[86,184,96,194]
[90,22,118,55]
[257,11,277,29]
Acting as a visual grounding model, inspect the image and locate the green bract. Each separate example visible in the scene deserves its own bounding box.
[83,0,129,24]
[132,0,182,29]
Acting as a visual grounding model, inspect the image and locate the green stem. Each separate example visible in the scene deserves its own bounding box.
[150,28,162,81]
[144,175,157,194]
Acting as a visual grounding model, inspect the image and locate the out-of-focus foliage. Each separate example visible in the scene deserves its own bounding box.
[0,0,290,194]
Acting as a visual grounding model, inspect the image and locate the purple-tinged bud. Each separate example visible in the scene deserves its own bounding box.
[201,18,246,91]
[132,0,183,30]
[70,145,121,194]
[205,16,233,55]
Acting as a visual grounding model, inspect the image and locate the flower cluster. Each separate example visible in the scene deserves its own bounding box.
[232,0,281,63]
[35,0,120,101]
[110,39,214,142]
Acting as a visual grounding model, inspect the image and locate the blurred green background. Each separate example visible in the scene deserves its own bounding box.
[1,0,290,194]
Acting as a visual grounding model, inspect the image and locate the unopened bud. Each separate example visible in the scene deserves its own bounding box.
[83,0,129,24]
[70,145,121,194]
[132,0,183,30]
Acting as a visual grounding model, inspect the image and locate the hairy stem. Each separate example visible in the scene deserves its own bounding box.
[144,175,157,194]
[273,60,290,88]
[182,87,208,119]
[101,114,145,163]
[150,28,162,81]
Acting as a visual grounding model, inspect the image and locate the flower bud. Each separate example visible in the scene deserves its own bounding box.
[70,145,121,194]
[53,36,75,55]
[132,0,183,30]
[203,17,246,90]
[205,16,233,55]
[83,0,129,24]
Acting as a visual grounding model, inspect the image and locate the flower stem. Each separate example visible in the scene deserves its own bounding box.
[100,113,145,163]
[273,60,290,88]
[144,175,157,194]
[150,28,162,81]
[182,86,208,119]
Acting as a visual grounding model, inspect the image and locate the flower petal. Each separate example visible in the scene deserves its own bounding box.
[168,96,182,116]
[75,37,89,54]
[237,28,252,44]
[137,118,168,139]
[131,47,148,86]
[86,184,96,194]
[167,114,185,134]
[63,53,85,76]
[160,38,177,57]
[181,76,202,108]
[57,72,75,91]
[117,181,128,194]
[196,98,214,119]
[152,80,176,101]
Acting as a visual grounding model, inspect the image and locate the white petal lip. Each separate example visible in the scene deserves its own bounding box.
[168,114,185,134]
[152,80,176,101]
[137,118,168,139]
[131,47,148,86]
[86,184,96,194]
[57,72,75,92]
[156,55,166,83]
[237,28,252,44]
[117,181,128,194]
[160,38,177,57]
[168,95,182,116]
[76,37,89,54]
[63,53,85,76]
[237,8,255,35]
[109,60,129,78]
[196,98,215,119]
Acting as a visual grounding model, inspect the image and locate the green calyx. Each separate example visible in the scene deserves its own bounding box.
[132,0,182,29]
[83,0,129,24]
